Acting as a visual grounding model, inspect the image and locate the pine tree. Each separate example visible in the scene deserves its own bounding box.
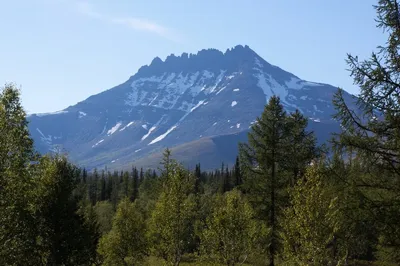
[121,171,130,199]
[194,163,202,195]
[139,167,144,184]
[90,168,99,205]
[130,167,139,202]
[239,96,317,266]
[105,171,113,201]
[234,156,242,188]
[99,170,106,201]
[82,168,88,183]
[284,110,319,186]
[110,171,119,209]
[34,156,99,265]
[332,1,400,263]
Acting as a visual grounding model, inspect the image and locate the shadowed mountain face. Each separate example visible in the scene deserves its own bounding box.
[28,45,352,170]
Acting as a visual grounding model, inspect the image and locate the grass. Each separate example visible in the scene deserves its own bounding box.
[143,254,265,265]
[143,256,387,266]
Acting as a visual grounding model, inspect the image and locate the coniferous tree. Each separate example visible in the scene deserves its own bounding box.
[332,1,400,263]
[110,171,119,209]
[35,156,99,265]
[90,168,99,205]
[82,168,88,184]
[130,167,139,202]
[99,170,106,201]
[234,156,242,188]
[105,171,113,201]
[139,167,144,184]
[239,96,317,266]
[121,171,130,199]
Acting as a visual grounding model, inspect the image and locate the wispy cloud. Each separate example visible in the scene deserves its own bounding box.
[75,1,181,42]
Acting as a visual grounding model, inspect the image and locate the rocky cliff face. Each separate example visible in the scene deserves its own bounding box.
[28,45,352,170]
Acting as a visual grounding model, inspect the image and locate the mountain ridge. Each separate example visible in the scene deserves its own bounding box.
[27,44,352,170]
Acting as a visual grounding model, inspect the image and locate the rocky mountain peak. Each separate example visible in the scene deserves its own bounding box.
[136,45,259,78]
[28,45,354,171]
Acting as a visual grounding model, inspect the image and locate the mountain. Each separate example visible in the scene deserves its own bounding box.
[27,45,353,170]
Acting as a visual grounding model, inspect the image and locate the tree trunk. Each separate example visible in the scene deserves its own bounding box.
[269,161,276,266]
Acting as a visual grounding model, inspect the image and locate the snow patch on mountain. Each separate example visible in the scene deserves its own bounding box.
[190,100,205,112]
[149,125,177,145]
[36,110,68,117]
[209,70,226,93]
[120,121,134,131]
[79,111,87,118]
[285,77,322,90]
[310,118,321,123]
[216,86,226,95]
[254,71,301,111]
[141,116,166,141]
[92,139,104,148]
[142,126,156,141]
[107,122,122,135]
[254,57,264,69]
[36,128,52,144]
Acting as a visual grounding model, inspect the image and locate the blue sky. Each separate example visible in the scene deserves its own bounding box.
[0,0,385,113]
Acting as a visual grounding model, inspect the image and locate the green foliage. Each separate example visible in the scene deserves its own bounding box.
[0,84,40,265]
[94,201,115,235]
[332,1,400,264]
[200,190,262,266]
[239,96,318,265]
[34,156,100,265]
[148,154,196,265]
[281,165,347,266]
[98,198,147,266]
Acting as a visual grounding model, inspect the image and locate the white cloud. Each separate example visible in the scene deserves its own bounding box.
[75,1,180,42]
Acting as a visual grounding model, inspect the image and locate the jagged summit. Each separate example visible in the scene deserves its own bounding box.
[136,45,259,77]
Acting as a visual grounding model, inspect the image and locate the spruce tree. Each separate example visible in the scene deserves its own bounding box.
[130,167,139,202]
[234,156,242,188]
[34,156,99,265]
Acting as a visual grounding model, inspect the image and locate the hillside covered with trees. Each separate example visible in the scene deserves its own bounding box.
[1,1,400,265]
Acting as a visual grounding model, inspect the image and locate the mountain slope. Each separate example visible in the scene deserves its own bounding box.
[28,45,353,170]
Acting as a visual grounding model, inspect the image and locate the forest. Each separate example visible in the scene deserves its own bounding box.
[1,1,400,266]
